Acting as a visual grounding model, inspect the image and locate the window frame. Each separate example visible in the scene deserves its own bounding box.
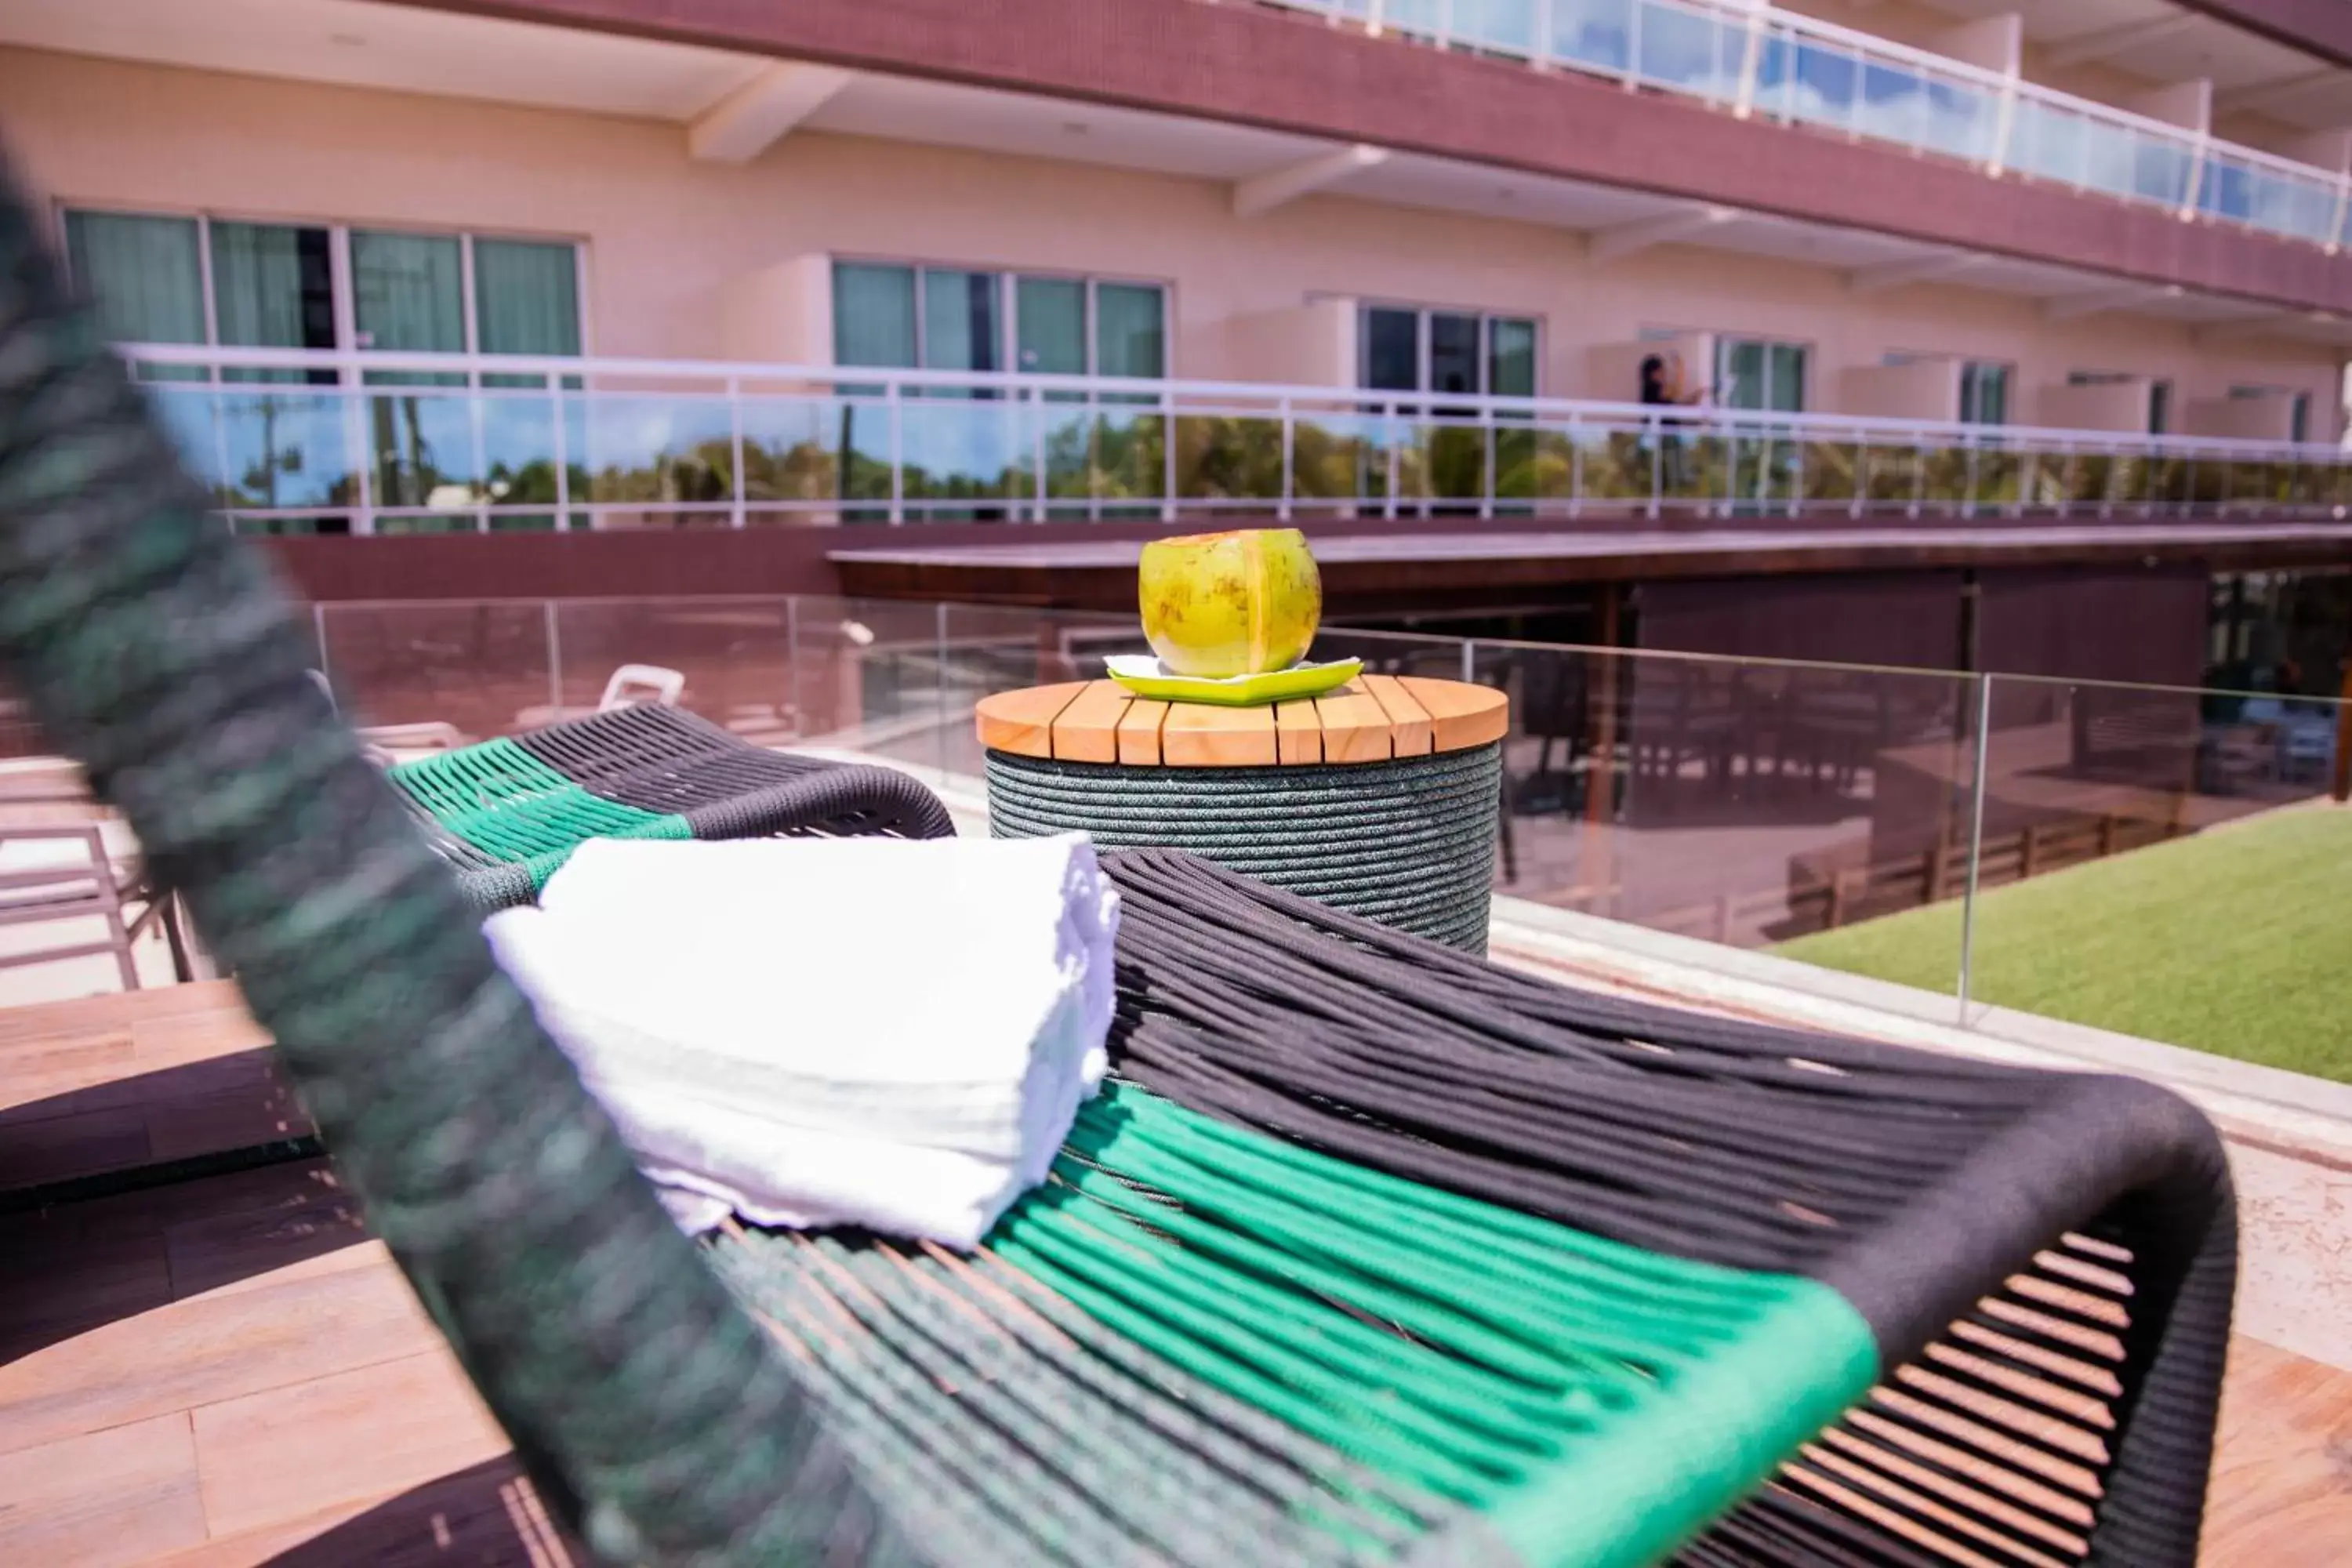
[1712,332,1810,413]
[1353,299,1544,399]
[828,256,1174,379]
[54,201,592,387]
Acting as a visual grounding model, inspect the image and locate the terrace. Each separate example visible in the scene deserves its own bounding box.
[129,344,2352,537]
[2,594,2347,1563]
[1269,0,2352,254]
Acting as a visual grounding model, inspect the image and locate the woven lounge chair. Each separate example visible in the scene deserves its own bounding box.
[0,184,2233,1568]
[385,705,957,908]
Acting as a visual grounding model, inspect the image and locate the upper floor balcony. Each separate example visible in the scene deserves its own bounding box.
[127,343,2352,535]
[1267,0,2352,252]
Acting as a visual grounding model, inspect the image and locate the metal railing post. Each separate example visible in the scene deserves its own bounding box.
[1482,414,1496,521]
[545,599,564,717]
[729,375,746,529]
[550,374,571,532]
[1384,400,1400,521]
[1957,671,1992,1022]
[887,382,905,526]
[1648,414,1662,521]
[1033,388,1049,524]
[1161,387,1178,524]
[1566,416,1584,521]
[1733,5,1764,118]
[1279,397,1295,522]
[786,594,804,742]
[935,601,952,783]
[1987,71,2019,177]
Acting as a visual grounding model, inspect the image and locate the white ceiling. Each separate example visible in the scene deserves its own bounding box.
[5,0,2347,344]
[1897,0,2352,131]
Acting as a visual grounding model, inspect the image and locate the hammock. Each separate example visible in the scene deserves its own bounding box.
[0,166,2234,1566]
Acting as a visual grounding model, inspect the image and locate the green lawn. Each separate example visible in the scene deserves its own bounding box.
[1777,804,2352,1083]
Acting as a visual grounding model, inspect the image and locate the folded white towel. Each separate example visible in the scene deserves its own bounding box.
[485,832,1120,1247]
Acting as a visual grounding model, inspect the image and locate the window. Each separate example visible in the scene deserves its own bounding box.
[63,207,585,535]
[830,261,1167,382]
[1958,361,2009,426]
[1357,306,1540,397]
[61,207,584,378]
[1716,336,1806,412]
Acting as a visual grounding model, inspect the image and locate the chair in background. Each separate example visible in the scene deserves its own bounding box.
[308,670,470,766]
[597,663,686,711]
[0,825,194,991]
[387,705,957,909]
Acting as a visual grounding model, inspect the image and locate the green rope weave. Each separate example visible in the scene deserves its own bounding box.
[389,739,691,889]
[713,1082,1881,1568]
[985,744,1502,951]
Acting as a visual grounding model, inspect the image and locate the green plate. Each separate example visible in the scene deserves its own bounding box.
[1105,655,1363,707]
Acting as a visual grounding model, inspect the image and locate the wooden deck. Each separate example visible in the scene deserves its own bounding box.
[3,984,2347,1565]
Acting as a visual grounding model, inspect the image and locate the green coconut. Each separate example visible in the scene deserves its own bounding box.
[1138,528,1322,679]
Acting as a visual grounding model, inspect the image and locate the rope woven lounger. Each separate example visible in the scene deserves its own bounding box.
[385,705,956,908]
[0,167,2234,1566]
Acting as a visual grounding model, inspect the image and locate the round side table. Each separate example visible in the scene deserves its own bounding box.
[977,674,1510,951]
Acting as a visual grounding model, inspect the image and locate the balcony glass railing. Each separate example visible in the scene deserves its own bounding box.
[1270,0,2352,252]
[121,344,2352,532]
[270,591,2350,1067]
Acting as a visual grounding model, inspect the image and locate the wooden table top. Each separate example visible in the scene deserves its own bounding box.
[976,675,1509,769]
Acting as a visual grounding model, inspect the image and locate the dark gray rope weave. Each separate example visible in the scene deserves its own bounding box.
[0,160,920,1565]
[985,743,1502,951]
[1098,849,2237,1568]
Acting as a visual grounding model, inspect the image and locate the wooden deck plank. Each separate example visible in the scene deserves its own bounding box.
[0,1252,440,1459]
[146,1459,575,1568]
[2204,1336,2352,1566]
[0,982,292,1197]
[192,1350,511,1541]
[0,1413,206,1568]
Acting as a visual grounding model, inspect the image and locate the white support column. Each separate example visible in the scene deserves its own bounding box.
[1926,13,2020,75]
[2043,14,2200,70]
[1232,144,1390,219]
[688,63,856,164]
[2122,80,2212,217]
[1846,253,1987,296]
[2040,283,2178,322]
[1586,205,1740,263]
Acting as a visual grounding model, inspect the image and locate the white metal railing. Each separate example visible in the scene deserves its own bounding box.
[120,343,2352,533]
[1272,0,2351,250]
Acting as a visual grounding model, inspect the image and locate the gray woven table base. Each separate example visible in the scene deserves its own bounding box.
[985,743,1502,952]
